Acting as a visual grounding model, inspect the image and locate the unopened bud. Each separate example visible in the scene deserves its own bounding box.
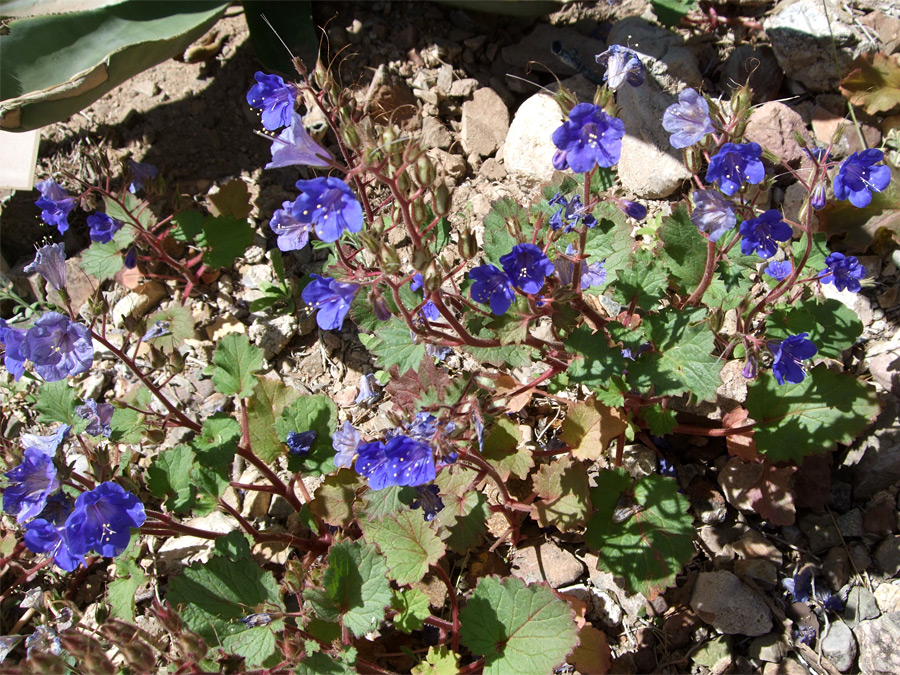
[423,261,442,292]
[396,169,411,195]
[358,231,379,254]
[731,83,752,117]
[338,105,353,124]
[381,244,401,274]
[415,154,436,186]
[459,227,478,259]
[342,124,361,150]
[554,85,578,114]
[593,85,612,110]
[412,247,431,272]
[313,60,330,90]
[810,183,827,211]
[370,291,392,321]
[791,131,809,149]
[432,182,451,217]
[410,198,428,227]
[684,146,703,174]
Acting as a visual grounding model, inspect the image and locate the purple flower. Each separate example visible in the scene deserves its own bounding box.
[556,245,606,290]
[21,424,71,456]
[469,264,516,315]
[355,373,379,405]
[127,160,158,194]
[34,180,76,235]
[691,190,737,242]
[662,88,715,150]
[819,252,865,293]
[2,448,59,523]
[548,193,596,231]
[86,213,123,244]
[286,430,317,456]
[301,274,359,330]
[595,45,644,90]
[552,103,625,173]
[247,71,297,131]
[770,333,817,385]
[65,481,146,558]
[619,200,647,221]
[355,435,436,491]
[19,312,93,382]
[333,421,362,468]
[782,569,812,603]
[24,243,66,291]
[269,200,312,251]
[143,320,171,340]
[266,112,333,169]
[739,210,793,259]
[426,343,452,361]
[810,184,827,211]
[25,625,62,657]
[24,519,84,572]
[411,484,444,521]
[832,149,891,208]
[291,177,363,243]
[764,260,792,281]
[405,412,443,443]
[75,399,114,437]
[0,319,28,380]
[706,142,765,196]
[410,274,440,321]
[124,247,138,269]
[500,243,555,295]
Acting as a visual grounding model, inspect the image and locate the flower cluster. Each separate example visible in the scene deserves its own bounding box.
[706,142,765,196]
[0,312,94,382]
[739,210,793,259]
[279,177,363,245]
[552,103,625,173]
[819,252,865,293]
[469,244,555,314]
[355,435,436,491]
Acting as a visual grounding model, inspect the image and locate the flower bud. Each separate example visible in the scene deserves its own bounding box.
[423,261,443,293]
[810,183,827,211]
[415,154,436,186]
[412,247,431,273]
[459,227,478,259]
[396,168,411,195]
[432,181,451,217]
[370,290,392,321]
[338,105,354,124]
[684,146,703,174]
[731,83,752,118]
[410,198,428,227]
[381,244,401,274]
[342,124,361,150]
[358,231,380,254]
[554,85,578,114]
[313,60,331,90]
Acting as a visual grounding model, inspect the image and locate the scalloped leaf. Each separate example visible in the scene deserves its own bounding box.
[275,395,338,476]
[765,298,863,359]
[840,52,900,115]
[434,467,488,553]
[392,588,432,633]
[560,397,628,462]
[210,334,264,399]
[482,418,533,481]
[364,510,445,585]
[531,455,591,532]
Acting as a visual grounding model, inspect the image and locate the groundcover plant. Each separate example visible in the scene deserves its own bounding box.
[1,6,896,674]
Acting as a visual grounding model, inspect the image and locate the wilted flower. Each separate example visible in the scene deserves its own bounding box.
[662,88,715,149]
[301,274,359,331]
[286,430,317,456]
[247,71,297,130]
[65,481,146,558]
[410,484,444,521]
[355,435,436,491]
[595,45,644,90]
[24,243,66,291]
[266,112,333,169]
[86,213,123,244]
[2,448,60,523]
[739,210,793,259]
[705,142,765,196]
[127,160,158,194]
[34,180,76,235]
[332,421,361,468]
[819,252,865,293]
[355,373,380,404]
[469,264,516,315]
[0,319,27,380]
[269,200,312,251]
[75,399,114,437]
[833,149,891,208]
[291,177,363,243]
[549,193,596,231]
[20,424,71,456]
[500,243,555,295]
[552,103,626,172]
[19,312,93,382]
[770,333,817,385]
[691,190,736,242]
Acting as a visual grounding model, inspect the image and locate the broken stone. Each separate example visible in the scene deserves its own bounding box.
[509,540,585,588]
[460,88,509,158]
[821,620,857,672]
[856,611,900,675]
[691,570,773,636]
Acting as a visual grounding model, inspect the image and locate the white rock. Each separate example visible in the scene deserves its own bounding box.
[504,93,565,181]
[460,88,509,158]
[157,511,240,572]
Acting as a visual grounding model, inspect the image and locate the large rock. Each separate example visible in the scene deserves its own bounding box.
[502,23,606,79]
[509,540,585,588]
[856,612,900,675]
[460,88,509,158]
[691,571,773,636]
[764,0,877,92]
[744,101,814,169]
[822,621,857,673]
[504,92,566,181]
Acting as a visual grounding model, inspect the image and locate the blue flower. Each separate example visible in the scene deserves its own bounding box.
[247,71,297,131]
[127,160,158,194]
[691,190,736,242]
[286,431,317,456]
[19,312,93,382]
[355,435,436,491]
[556,245,606,290]
[332,421,362,468]
[469,264,516,315]
[548,193,596,231]
[269,200,312,251]
[619,200,647,221]
[770,333,817,385]
[124,247,138,269]
[24,243,66,291]
[0,319,28,381]
[552,103,626,172]
[782,568,812,603]
[266,112,333,170]
[34,180,76,235]
[833,149,891,208]
[500,243,555,295]
[662,88,715,150]
[739,210,793,259]
[764,260,792,281]
[810,184,827,211]
[706,142,765,196]
[20,424,71,456]
[2,448,59,523]
[24,519,84,572]
[595,45,644,90]
[410,274,440,321]
[301,274,359,330]
[819,252,865,293]
[65,481,146,558]
[75,399,114,437]
[410,484,444,521]
[86,213,123,244]
[291,177,363,243]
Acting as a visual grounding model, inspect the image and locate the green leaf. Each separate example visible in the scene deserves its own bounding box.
[628,307,723,402]
[412,646,461,675]
[792,232,830,276]
[658,204,709,294]
[167,556,284,666]
[199,215,255,269]
[213,531,252,561]
[613,249,669,310]
[434,468,489,552]
[192,414,240,468]
[651,0,699,28]
[765,298,863,359]
[145,304,194,353]
[746,365,881,462]
[564,325,625,392]
[109,407,143,444]
[583,204,633,281]
[147,445,197,513]
[355,484,417,522]
[211,334,264,398]
[305,541,392,638]
[108,556,147,622]
[246,376,301,464]
[363,510,446,585]
[586,472,695,598]
[459,576,578,675]
[35,380,79,425]
[275,395,338,476]
[482,418,533,481]
[311,470,363,528]
[361,317,427,376]
[531,455,591,532]
[643,405,677,436]
[171,210,205,243]
[80,241,123,281]
[560,398,628,462]
[702,257,754,311]
[392,588,432,633]
[482,197,527,266]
